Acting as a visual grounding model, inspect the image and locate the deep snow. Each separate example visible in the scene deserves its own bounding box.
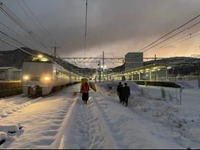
[0,80,200,149]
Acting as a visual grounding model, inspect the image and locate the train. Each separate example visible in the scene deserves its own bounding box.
[21,54,82,96]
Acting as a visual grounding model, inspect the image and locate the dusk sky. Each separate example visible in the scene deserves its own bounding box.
[1,0,200,67]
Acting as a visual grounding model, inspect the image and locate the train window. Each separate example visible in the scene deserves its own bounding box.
[54,70,59,76]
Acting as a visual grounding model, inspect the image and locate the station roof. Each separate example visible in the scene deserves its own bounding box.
[0,67,21,70]
[124,63,168,74]
[108,63,170,75]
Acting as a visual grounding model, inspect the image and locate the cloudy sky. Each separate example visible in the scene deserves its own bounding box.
[1,0,200,67]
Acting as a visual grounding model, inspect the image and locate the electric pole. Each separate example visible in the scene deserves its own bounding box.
[102,51,104,80]
[51,42,61,58]
[98,60,101,82]
[83,0,88,68]
[198,62,200,88]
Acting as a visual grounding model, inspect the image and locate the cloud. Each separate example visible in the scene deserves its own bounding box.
[1,0,200,59]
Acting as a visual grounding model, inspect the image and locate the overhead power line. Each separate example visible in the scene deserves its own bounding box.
[140,20,200,53]
[0,30,26,46]
[0,1,52,54]
[0,21,45,50]
[0,2,31,33]
[138,14,200,52]
[0,1,83,74]
[147,24,200,56]
[0,38,35,56]
[17,0,56,45]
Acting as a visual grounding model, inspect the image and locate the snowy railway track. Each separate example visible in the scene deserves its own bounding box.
[1,82,193,149]
[65,91,181,149]
[0,91,120,149]
[0,92,76,149]
[0,95,42,119]
[56,92,119,149]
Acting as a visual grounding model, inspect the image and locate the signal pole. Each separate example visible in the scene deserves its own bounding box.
[51,42,61,58]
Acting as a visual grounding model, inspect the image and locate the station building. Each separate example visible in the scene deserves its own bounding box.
[124,52,143,71]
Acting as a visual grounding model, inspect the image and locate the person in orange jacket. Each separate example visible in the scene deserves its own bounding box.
[80,82,90,104]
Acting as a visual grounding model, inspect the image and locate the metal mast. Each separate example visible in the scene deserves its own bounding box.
[84,0,88,61]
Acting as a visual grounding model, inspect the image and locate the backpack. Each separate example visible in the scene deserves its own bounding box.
[81,83,89,93]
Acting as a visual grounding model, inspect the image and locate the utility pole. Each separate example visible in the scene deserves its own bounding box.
[102,51,104,81]
[51,42,61,58]
[98,60,101,82]
[84,0,88,68]
[198,62,200,88]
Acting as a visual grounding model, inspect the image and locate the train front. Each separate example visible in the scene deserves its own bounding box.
[21,55,54,96]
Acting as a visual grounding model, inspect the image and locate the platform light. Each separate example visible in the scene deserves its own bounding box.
[167,66,172,69]
[23,75,30,80]
[140,70,143,73]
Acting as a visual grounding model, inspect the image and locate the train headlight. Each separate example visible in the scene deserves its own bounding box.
[41,74,52,83]
[23,75,30,80]
[44,76,50,81]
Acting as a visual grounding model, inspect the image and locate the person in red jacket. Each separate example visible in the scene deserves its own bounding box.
[80,82,90,104]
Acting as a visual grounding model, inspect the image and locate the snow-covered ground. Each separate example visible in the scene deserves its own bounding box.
[0,80,200,149]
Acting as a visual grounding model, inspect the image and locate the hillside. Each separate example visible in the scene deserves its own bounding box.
[0,47,96,76]
[0,48,38,69]
[144,57,200,66]
[1,48,200,76]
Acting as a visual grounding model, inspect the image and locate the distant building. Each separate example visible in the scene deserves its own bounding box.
[0,67,21,81]
[125,52,143,71]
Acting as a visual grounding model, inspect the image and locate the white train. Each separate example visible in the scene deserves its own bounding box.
[22,54,82,96]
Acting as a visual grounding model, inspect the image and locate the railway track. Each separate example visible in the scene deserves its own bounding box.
[0,83,187,149]
[0,88,74,149]
[55,92,119,149]
[0,85,121,149]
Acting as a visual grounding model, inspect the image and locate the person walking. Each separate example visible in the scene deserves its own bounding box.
[80,82,90,104]
[117,82,123,103]
[123,82,130,106]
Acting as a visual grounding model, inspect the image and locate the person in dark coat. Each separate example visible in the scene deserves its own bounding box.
[123,82,130,106]
[117,82,123,103]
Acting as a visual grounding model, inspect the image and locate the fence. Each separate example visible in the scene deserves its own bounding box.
[0,81,22,98]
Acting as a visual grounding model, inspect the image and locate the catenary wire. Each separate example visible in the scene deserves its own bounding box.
[138,14,200,52]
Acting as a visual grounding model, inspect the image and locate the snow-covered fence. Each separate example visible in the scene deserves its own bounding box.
[139,86,183,103]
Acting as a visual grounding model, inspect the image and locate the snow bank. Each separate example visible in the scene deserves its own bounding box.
[0,124,19,133]
[50,98,78,149]
[0,132,7,141]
